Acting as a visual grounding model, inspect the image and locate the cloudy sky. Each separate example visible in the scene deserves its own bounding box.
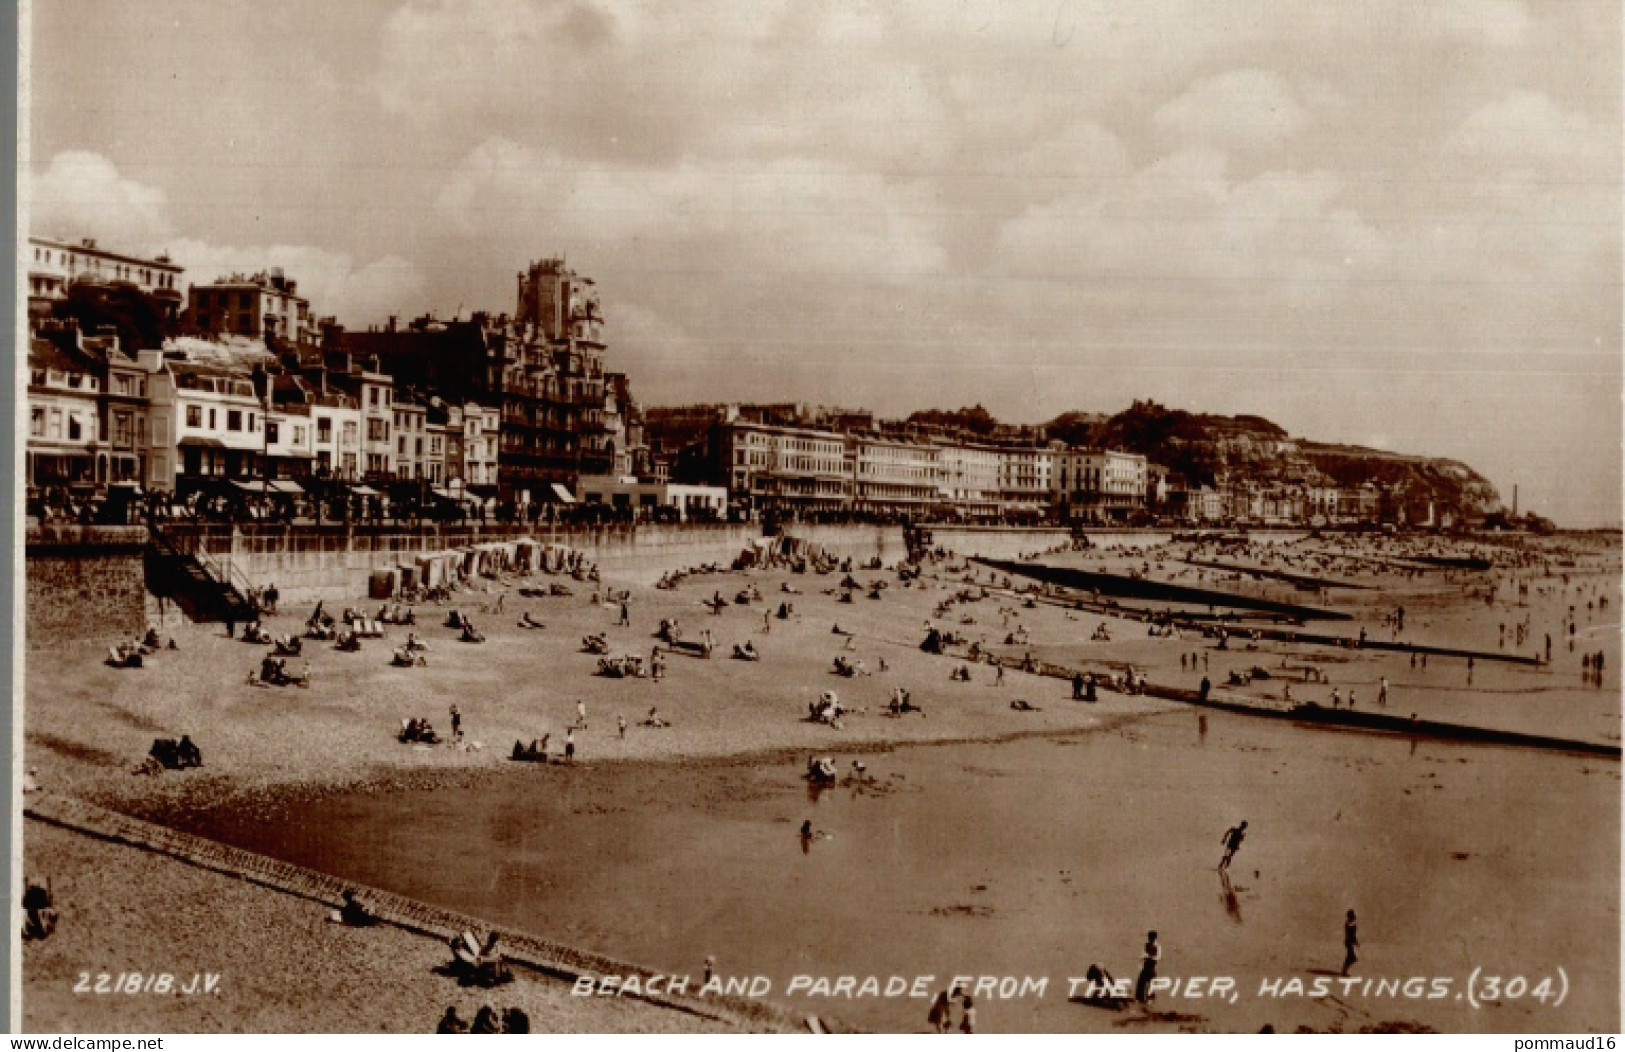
[25,0,1622,524]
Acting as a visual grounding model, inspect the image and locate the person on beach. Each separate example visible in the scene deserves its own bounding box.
[959,995,977,1033]
[436,1007,468,1034]
[800,819,814,854]
[618,714,627,740]
[928,990,952,1032]
[1198,675,1210,702]
[565,728,576,762]
[1331,688,1342,709]
[449,705,461,740]
[576,700,588,729]
[1135,931,1161,1003]
[1219,821,1248,870]
[619,599,630,626]
[1342,909,1359,975]
[1378,677,1389,706]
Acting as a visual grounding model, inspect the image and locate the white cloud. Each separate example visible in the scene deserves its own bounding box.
[994,150,1386,294]
[436,137,947,281]
[26,152,427,326]
[1446,90,1615,168]
[168,240,428,327]
[1152,70,1306,150]
[28,151,173,249]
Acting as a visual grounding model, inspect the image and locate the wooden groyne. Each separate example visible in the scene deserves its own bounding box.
[975,559,1352,622]
[1180,557,1371,591]
[24,792,845,1034]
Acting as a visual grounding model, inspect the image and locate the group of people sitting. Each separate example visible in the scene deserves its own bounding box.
[107,626,172,668]
[949,663,974,682]
[805,754,840,784]
[376,603,416,625]
[306,602,338,639]
[731,640,760,661]
[581,632,610,654]
[445,611,485,643]
[809,690,845,726]
[511,736,551,762]
[135,735,203,774]
[392,633,429,666]
[446,931,514,989]
[887,686,922,716]
[436,1005,529,1034]
[1091,623,1113,642]
[831,655,870,677]
[252,653,309,687]
[399,717,442,744]
[239,620,274,644]
[597,654,645,678]
[734,586,763,604]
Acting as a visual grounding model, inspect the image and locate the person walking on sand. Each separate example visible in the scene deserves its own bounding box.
[996,664,1005,687]
[1135,931,1161,1003]
[928,990,952,1032]
[565,727,576,762]
[1342,909,1359,975]
[618,599,630,627]
[1377,677,1389,706]
[576,699,588,729]
[959,995,976,1033]
[1219,821,1248,870]
[450,704,462,740]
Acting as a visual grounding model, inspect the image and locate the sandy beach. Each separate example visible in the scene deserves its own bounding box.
[22,531,1621,1033]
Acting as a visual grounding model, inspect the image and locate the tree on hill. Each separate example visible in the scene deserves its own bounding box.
[905,404,999,436]
[52,282,172,352]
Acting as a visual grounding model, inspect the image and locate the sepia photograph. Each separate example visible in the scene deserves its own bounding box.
[13,0,1622,1037]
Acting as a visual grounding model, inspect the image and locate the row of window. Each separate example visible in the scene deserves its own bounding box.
[32,248,177,288]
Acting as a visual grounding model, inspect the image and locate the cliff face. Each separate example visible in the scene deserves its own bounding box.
[1047,401,1502,517]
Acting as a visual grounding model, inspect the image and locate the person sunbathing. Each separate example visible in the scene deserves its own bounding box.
[518,612,545,630]
[336,630,362,652]
[641,707,670,728]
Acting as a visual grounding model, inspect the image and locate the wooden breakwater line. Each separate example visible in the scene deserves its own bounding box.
[973,559,1353,622]
[953,646,1615,759]
[24,792,845,1034]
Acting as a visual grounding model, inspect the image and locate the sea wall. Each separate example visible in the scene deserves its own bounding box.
[25,526,150,647]
[923,525,1074,562]
[177,523,770,599]
[778,524,907,564]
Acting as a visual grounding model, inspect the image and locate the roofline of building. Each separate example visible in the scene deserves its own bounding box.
[29,235,184,273]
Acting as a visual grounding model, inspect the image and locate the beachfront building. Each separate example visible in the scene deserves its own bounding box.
[997,444,1057,518]
[263,404,313,482]
[393,397,430,481]
[1053,449,1148,522]
[27,235,184,326]
[26,337,104,490]
[308,397,363,481]
[145,354,267,495]
[187,269,319,348]
[1190,486,1226,523]
[714,419,851,515]
[850,433,941,515]
[575,475,728,521]
[936,441,1003,519]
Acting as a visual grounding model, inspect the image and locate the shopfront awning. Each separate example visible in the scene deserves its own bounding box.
[351,484,382,497]
[270,480,305,494]
[550,483,577,504]
[178,437,227,448]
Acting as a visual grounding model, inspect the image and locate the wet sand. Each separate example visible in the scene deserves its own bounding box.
[22,532,1622,1032]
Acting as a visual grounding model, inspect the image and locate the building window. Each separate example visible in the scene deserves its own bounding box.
[368,419,388,442]
[68,415,82,441]
[208,408,217,430]
[266,421,280,444]
[317,416,332,443]
[30,406,44,436]
[293,426,306,445]
[227,410,242,432]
